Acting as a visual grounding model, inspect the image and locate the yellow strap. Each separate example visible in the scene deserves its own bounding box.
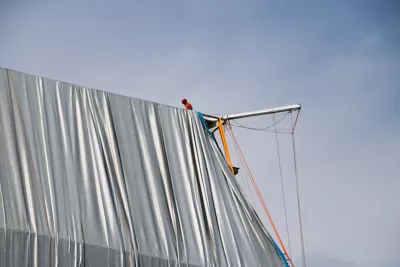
[218,118,234,175]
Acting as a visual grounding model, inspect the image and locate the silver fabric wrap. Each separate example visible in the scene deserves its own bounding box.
[0,68,285,267]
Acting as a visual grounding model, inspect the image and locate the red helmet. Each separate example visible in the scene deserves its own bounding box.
[181,98,187,104]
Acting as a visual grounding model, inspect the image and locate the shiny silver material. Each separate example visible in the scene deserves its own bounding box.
[0,68,286,266]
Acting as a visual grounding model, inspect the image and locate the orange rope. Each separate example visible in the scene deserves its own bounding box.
[218,118,234,175]
[227,124,295,267]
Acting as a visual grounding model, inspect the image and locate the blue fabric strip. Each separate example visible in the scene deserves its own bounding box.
[197,112,217,143]
[271,238,290,267]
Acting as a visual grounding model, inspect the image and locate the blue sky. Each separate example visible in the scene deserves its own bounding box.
[1,1,399,266]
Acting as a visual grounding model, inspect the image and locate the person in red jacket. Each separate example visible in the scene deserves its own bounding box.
[182,98,193,110]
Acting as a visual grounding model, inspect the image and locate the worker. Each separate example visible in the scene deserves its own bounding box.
[182,98,193,110]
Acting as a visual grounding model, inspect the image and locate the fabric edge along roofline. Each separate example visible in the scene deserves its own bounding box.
[197,112,290,267]
[1,67,195,113]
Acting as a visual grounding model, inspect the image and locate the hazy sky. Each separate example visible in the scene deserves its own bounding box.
[1,1,399,266]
